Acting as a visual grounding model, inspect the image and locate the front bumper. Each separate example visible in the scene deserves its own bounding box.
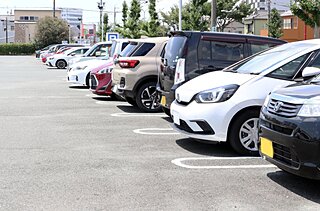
[259,107,320,180]
[90,73,112,96]
[170,100,232,142]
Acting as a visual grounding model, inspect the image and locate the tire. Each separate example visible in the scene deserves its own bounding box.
[56,59,67,69]
[229,109,260,156]
[85,74,90,87]
[162,107,171,117]
[135,82,162,113]
[125,97,137,106]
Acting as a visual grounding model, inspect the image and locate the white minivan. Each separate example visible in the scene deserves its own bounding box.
[171,39,320,155]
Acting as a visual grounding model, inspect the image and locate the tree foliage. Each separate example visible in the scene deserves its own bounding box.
[97,13,112,41]
[291,0,320,38]
[267,8,283,38]
[145,0,161,36]
[122,0,128,27]
[34,16,69,48]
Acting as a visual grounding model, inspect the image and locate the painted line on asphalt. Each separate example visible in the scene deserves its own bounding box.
[133,128,180,135]
[96,101,128,105]
[171,157,276,169]
[111,113,167,117]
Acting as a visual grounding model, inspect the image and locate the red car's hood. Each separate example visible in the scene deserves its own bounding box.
[91,61,113,74]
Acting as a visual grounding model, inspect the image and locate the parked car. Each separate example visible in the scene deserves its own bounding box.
[41,44,86,63]
[68,41,112,68]
[35,44,55,58]
[259,67,320,179]
[46,47,90,69]
[67,59,107,86]
[157,31,287,116]
[170,39,320,155]
[89,39,130,96]
[112,37,168,112]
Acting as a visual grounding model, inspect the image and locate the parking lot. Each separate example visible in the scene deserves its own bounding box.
[1,56,320,210]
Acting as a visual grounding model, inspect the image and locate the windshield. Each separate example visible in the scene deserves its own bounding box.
[228,42,316,75]
[164,36,187,67]
[83,43,100,57]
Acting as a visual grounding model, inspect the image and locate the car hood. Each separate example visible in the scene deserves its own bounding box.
[71,59,105,69]
[176,71,257,103]
[91,61,113,74]
[272,83,320,104]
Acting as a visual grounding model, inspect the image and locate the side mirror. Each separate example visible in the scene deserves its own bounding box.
[70,53,76,56]
[302,67,320,78]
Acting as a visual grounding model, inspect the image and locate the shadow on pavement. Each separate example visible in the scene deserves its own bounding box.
[267,171,320,204]
[176,138,240,157]
[92,96,117,101]
[162,116,173,123]
[116,105,145,113]
[68,85,88,89]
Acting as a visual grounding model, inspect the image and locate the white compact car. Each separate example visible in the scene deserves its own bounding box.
[67,59,107,86]
[171,39,320,155]
[46,47,90,69]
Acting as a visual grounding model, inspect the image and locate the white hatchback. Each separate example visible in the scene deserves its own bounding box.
[171,39,320,155]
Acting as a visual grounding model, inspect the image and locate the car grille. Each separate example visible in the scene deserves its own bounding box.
[90,75,98,89]
[263,121,294,136]
[273,143,300,168]
[267,99,302,117]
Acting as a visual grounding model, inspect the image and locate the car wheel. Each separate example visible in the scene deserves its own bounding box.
[125,97,137,106]
[229,110,260,156]
[136,82,162,113]
[56,60,67,69]
[85,74,90,87]
[162,107,171,117]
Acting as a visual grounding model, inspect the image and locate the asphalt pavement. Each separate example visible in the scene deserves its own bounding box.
[0,56,319,210]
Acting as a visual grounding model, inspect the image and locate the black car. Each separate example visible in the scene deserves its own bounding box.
[259,64,320,179]
[157,31,287,115]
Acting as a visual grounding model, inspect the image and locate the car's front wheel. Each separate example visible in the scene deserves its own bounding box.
[229,109,260,156]
[56,60,67,69]
[136,82,162,113]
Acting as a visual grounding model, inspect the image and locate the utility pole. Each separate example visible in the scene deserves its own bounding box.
[5,17,8,43]
[114,6,116,29]
[211,0,217,31]
[178,0,182,31]
[53,0,56,18]
[267,0,271,36]
[97,0,105,41]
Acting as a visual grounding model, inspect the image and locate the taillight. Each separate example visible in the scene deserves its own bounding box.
[119,60,140,68]
[174,58,186,85]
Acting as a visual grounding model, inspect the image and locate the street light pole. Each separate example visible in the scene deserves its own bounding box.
[53,0,56,18]
[98,0,105,41]
[211,0,217,31]
[178,0,182,31]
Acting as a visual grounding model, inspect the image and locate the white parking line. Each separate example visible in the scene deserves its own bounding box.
[133,128,180,135]
[171,157,276,169]
[111,113,167,117]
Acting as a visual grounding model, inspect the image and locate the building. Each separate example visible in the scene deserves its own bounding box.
[246,0,291,11]
[280,10,317,42]
[0,15,15,43]
[60,8,82,28]
[14,9,62,43]
[243,10,268,36]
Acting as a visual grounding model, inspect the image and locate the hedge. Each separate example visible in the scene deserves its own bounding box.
[0,43,37,55]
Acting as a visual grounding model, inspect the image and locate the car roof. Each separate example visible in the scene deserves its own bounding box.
[130,37,169,44]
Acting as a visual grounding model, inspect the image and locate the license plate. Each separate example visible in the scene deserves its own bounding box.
[260,137,274,158]
[160,96,166,106]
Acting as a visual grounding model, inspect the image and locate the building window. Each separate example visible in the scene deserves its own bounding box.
[283,18,292,29]
[11,25,14,31]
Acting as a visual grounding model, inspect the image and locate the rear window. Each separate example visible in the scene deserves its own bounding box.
[120,42,138,57]
[131,43,155,56]
[165,36,187,66]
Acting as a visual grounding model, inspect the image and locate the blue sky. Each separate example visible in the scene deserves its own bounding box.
[0,0,174,24]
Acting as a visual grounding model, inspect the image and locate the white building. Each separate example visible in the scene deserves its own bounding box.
[246,0,291,11]
[0,15,15,43]
[60,8,83,28]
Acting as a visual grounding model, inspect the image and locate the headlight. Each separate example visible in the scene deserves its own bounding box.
[263,94,271,108]
[195,84,239,103]
[298,102,320,117]
[98,67,113,74]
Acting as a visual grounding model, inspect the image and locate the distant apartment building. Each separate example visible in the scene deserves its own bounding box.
[243,10,268,36]
[60,8,82,28]
[0,15,15,43]
[246,0,291,11]
[14,9,62,43]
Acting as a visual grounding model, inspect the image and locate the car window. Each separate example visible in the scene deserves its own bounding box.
[309,52,320,68]
[120,42,138,57]
[251,43,271,55]
[165,36,187,66]
[267,54,309,80]
[121,42,129,51]
[131,43,155,56]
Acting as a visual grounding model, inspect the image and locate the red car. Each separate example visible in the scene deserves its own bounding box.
[89,61,114,96]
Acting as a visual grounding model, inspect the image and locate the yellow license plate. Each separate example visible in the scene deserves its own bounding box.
[161,96,166,106]
[260,137,274,158]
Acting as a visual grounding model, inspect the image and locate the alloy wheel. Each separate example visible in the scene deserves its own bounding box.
[238,117,259,152]
[140,85,161,110]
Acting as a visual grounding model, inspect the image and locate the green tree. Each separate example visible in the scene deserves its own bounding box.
[184,0,211,31]
[160,5,179,31]
[291,0,320,38]
[122,0,128,27]
[146,0,161,36]
[97,13,112,41]
[117,0,142,38]
[267,8,283,38]
[34,16,69,48]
